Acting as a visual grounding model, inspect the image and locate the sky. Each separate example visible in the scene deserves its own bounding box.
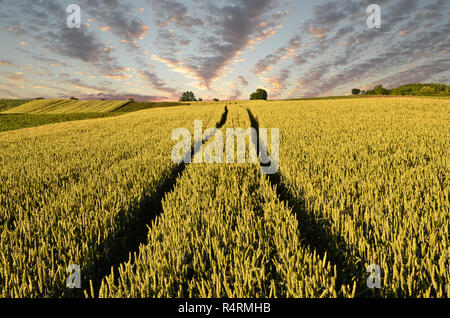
[0,0,449,101]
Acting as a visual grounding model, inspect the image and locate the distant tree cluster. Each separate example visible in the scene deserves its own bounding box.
[179,92,220,102]
[389,83,450,96]
[353,83,450,96]
[352,89,361,95]
[180,91,197,102]
[250,89,268,100]
[369,85,390,96]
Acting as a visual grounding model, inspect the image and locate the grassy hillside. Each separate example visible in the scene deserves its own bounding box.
[0,99,191,132]
[3,99,129,114]
[113,101,186,113]
[0,113,123,133]
[0,99,31,112]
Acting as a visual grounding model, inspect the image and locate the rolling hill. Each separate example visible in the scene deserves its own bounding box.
[2,99,130,114]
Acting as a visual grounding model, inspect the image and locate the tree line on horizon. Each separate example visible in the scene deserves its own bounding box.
[352,83,450,96]
[28,84,447,103]
[179,89,269,102]
[180,83,450,103]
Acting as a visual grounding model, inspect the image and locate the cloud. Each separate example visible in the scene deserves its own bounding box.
[193,0,286,86]
[6,72,24,82]
[294,24,450,98]
[141,71,179,97]
[0,87,21,98]
[237,76,249,86]
[74,93,170,102]
[148,0,204,29]
[44,27,127,78]
[227,83,242,100]
[63,78,114,93]
[285,0,450,98]
[380,58,450,88]
[252,34,303,75]
[32,56,70,68]
[0,0,448,100]
[264,68,291,98]
[0,0,128,80]
[46,28,105,63]
[302,0,359,40]
[150,0,288,87]
[155,29,191,48]
[80,0,149,43]
[30,76,172,102]
[147,0,202,52]
[0,59,13,66]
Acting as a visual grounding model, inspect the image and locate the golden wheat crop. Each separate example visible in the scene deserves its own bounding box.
[99,106,338,298]
[0,97,448,298]
[0,104,224,297]
[248,97,449,297]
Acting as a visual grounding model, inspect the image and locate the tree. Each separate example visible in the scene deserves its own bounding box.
[179,91,197,102]
[391,83,449,96]
[363,83,449,97]
[374,85,390,95]
[70,97,79,100]
[198,98,203,102]
[250,88,268,100]
[352,89,361,95]
[213,98,219,102]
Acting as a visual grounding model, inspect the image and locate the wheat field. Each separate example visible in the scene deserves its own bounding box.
[0,97,448,298]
